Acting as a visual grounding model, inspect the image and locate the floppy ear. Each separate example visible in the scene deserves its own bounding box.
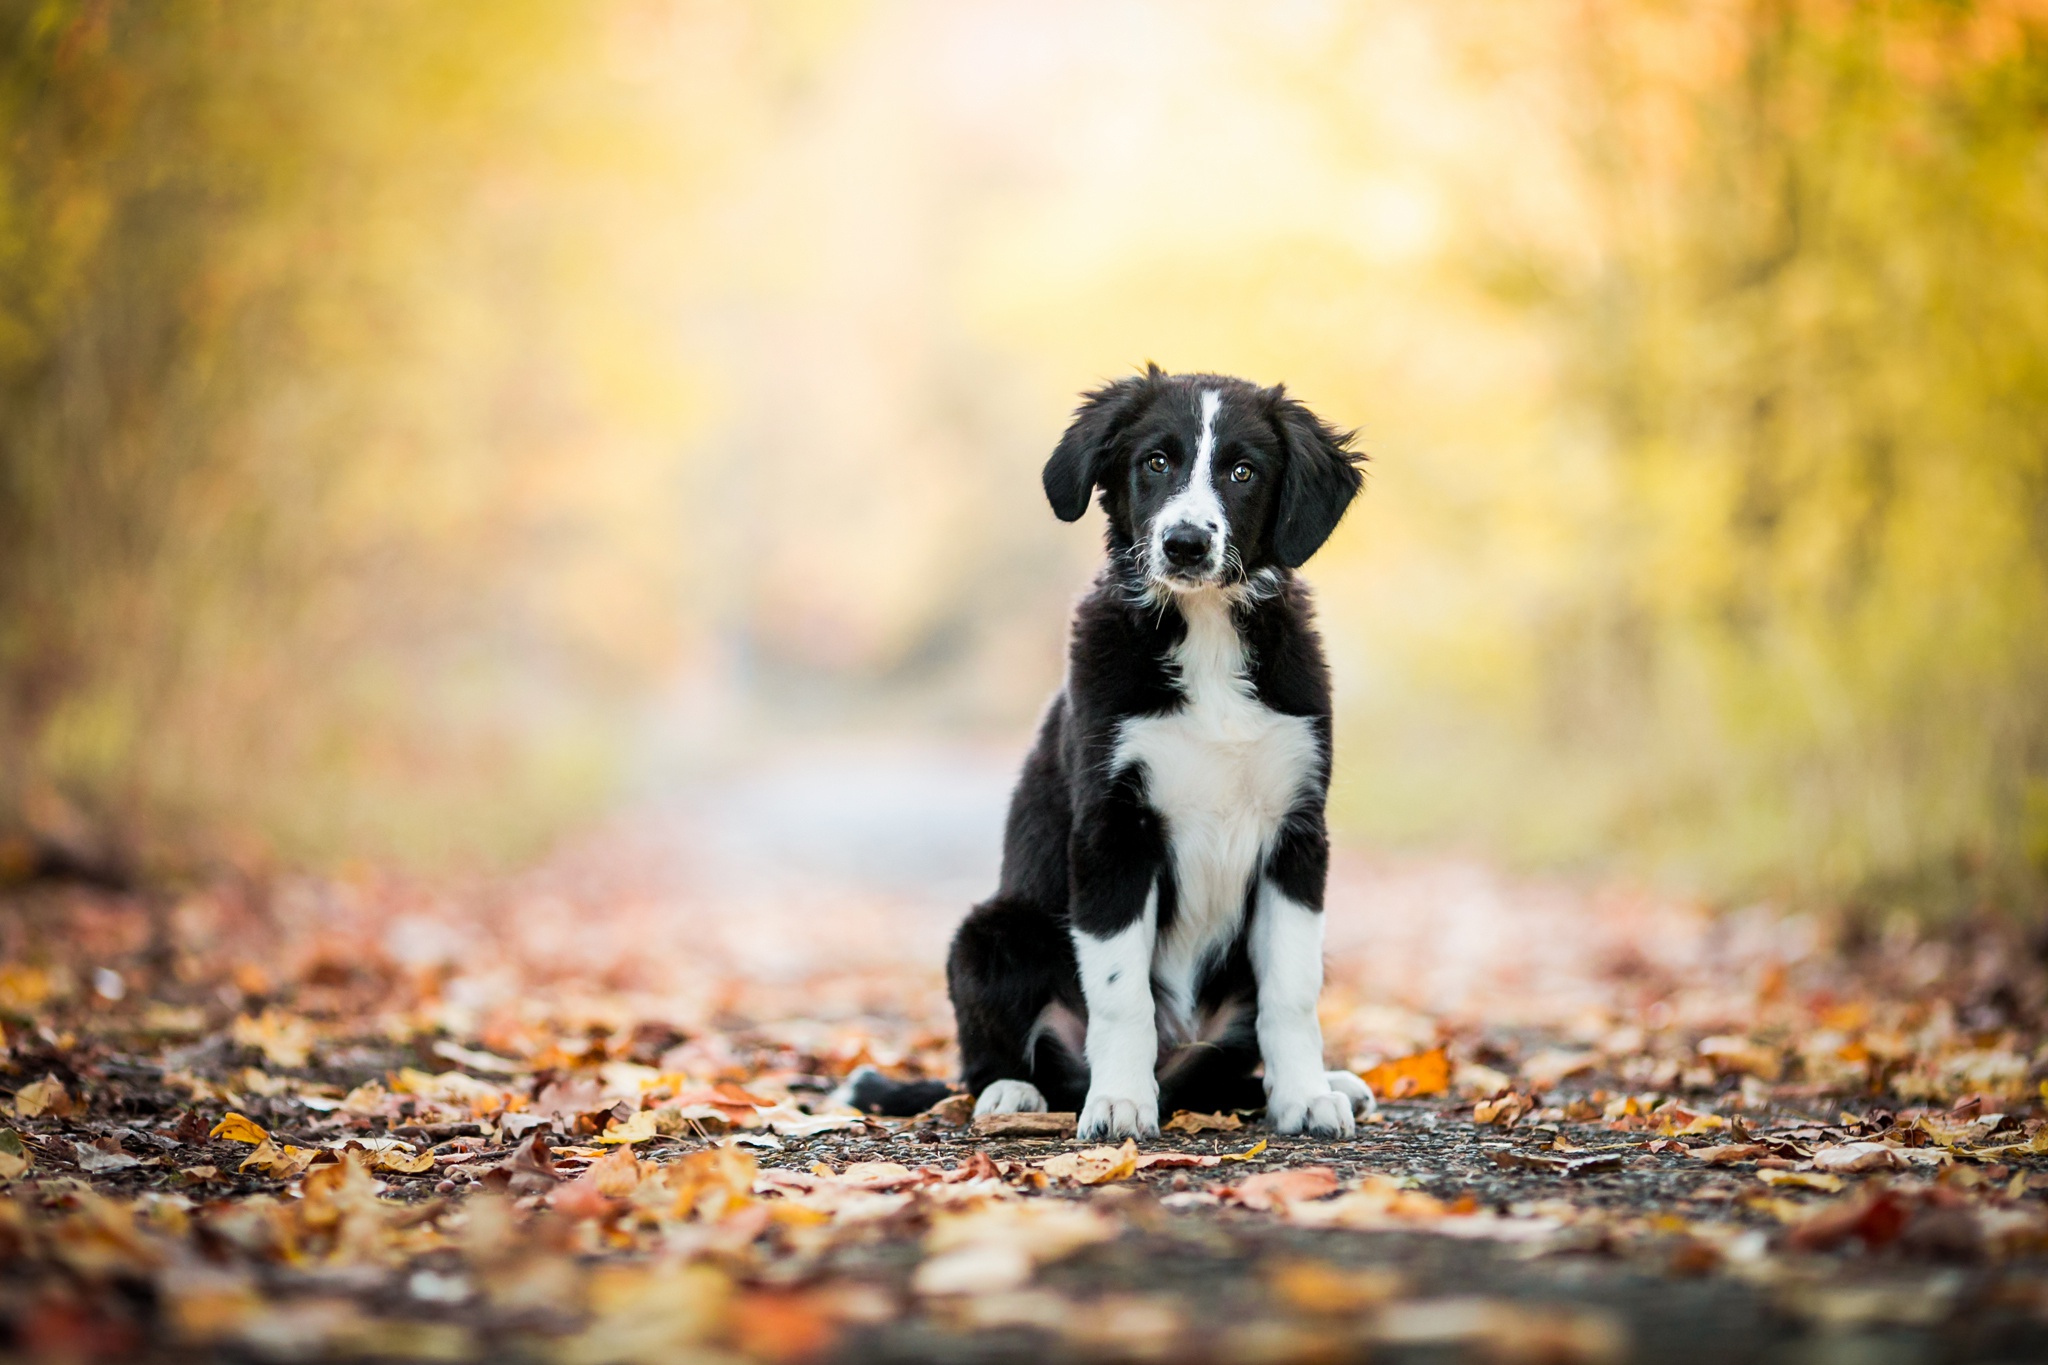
[1042,367,1159,522]
[1268,387,1365,568]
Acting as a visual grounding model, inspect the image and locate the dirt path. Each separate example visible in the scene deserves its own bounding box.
[0,768,2043,1362]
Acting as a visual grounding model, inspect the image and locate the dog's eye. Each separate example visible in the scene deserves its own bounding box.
[1145,453,1169,474]
[1230,462,1255,484]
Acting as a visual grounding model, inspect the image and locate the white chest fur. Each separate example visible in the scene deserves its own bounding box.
[1110,591,1320,1033]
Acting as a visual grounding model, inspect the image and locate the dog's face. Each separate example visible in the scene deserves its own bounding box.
[1042,367,1363,593]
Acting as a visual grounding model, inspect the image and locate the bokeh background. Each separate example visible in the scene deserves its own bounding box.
[3,0,2046,923]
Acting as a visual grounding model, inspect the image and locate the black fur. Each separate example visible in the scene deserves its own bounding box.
[853,371,1363,1119]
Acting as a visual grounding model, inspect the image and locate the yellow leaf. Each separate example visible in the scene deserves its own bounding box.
[374,1148,438,1175]
[12,1075,71,1119]
[209,1112,270,1145]
[238,1138,315,1178]
[1038,1139,1138,1185]
[0,1128,30,1180]
[1163,1110,1242,1134]
[231,1010,313,1069]
[596,1109,660,1145]
[1356,1048,1450,1100]
[1220,1138,1269,1163]
[1758,1169,1842,1193]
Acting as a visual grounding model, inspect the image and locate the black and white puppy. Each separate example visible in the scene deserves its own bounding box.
[852,367,1368,1138]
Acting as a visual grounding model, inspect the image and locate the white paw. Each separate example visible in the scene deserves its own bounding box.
[1267,1084,1356,1138]
[973,1079,1048,1118]
[1077,1090,1158,1140]
[1325,1070,1377,1116]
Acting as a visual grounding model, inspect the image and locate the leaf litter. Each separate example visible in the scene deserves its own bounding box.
[2,852,2048,1359]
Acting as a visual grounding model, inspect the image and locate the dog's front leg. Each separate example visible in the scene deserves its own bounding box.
[1069,787,1162,1140]
[1250,877,1354,1139]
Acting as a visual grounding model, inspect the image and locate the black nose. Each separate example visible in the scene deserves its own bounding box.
[1162,524,1212,569]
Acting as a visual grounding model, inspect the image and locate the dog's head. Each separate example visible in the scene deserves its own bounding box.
[1042,366,1363,595]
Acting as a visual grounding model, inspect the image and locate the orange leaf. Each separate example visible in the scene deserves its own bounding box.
[1356,1048,1449,1100]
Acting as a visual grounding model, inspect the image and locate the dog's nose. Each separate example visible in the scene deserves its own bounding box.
[1162,524,1213,569]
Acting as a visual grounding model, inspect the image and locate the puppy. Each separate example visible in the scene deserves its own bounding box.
[851,367,1367,1138]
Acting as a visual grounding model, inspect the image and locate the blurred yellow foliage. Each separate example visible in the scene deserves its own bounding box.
[0,1,2042,915]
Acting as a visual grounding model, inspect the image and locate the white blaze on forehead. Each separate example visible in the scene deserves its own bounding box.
[1150,388,1227,577]
[1193,388,1221,486]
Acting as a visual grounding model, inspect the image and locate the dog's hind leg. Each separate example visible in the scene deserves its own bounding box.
[949,895,1087,1115]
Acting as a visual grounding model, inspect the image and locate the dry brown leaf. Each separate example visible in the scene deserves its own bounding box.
[1758,1169,1843,1193]
[231,1010,313,1069]
[12,1076,72,1119]
[1520,1049,1600,1090]
[1697,1036,1781,1081]
[1357,1048,1450,1100]
[1162,1110,1242,1134]
[836,1161,925,1191]
[924,1093,976,1126]
[1810,1142,1902,1174]
[238,1138,316,1179]
[1269,1260,1405,1314]
[1473,1094,1530,1126]
[916,1201,1118,1295]
[1135,1152,1220,1170]
[1233,1166,1340,1211]
[1694,1143,1771,1165]
[373,1147,437,1176]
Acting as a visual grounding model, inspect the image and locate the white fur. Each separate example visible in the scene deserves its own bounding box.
[1073,892,1161,1139]
[1149,388,1226,577]
[1250,883,1352,1137]
[1111,590,1320,1035]
[1327,1069,1377,1115]
[974,1078,1049,1118]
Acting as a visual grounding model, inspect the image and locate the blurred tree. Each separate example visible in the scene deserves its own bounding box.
[0,1,789,875]
[1517,0,2048,912]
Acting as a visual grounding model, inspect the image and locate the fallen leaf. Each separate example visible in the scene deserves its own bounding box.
[1269,1260,1405,1314]
[1788,1189,1912,1251]
[1134,1152,1220,1170]
[1357,1048,1450,1100]
[208,1113,270,1145]
[430,1040,526,1074]
[237,1138,315,1179]
[1758,1169,1843,1193]
[504,1131,560,1195]
[231,1010,313,1069]
[1038,1139,1138,1185]
[1474,1094,1530,1126]
[1810,1142,1902,1174]
[0,1128,31,1180]
[75,1137,142,1173]
[13,1076,72,1119]
[372,1148,437,1176]
[1454,1063,1514,1099]
[1520,1048,1600,1090]
[916,1201,1118,1295]
[924,1094,975,1126]
[1697,1036,1781,1081]
[1233,1166,1339,1210]
[1219,1138,1269,1163]
[595,1109,660,1145]
[1163,1110,1242,1134]
[1694,1143,1771,1165]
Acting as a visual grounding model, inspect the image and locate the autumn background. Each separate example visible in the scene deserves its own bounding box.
[4,0,2047,930]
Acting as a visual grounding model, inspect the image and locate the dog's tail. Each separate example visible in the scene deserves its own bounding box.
[836,1065,959,1118]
